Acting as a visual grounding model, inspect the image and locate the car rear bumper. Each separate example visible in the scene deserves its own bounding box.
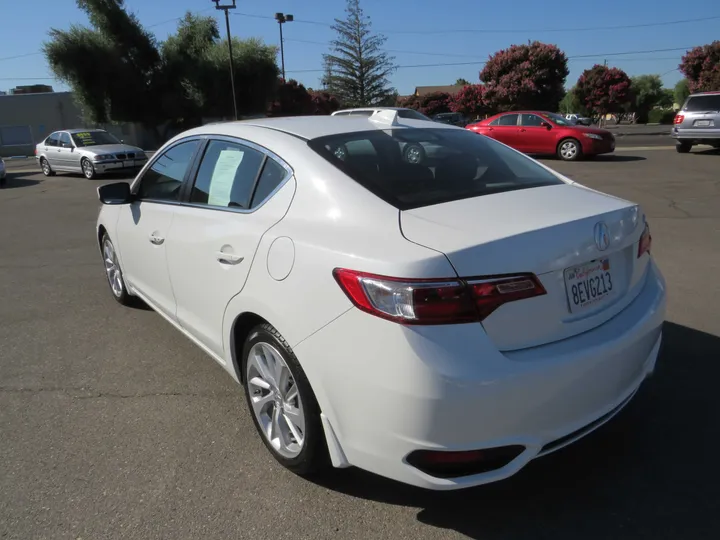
[671,127,720,141]
[295,259,666,490]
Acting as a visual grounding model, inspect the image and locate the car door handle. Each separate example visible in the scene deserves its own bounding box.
[519,128,527,132]
[216,252,244,265]
[149,234,165,245]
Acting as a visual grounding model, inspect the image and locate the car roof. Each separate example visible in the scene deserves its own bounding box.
[688,91,720,97]
[65,128,107,134]
[186,115,456,141]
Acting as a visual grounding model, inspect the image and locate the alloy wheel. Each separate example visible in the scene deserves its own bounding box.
[41,159,51,176]
[83,160,95,179]
[560,141,578,160]
[246,342,306,459]
[103,239,124,298]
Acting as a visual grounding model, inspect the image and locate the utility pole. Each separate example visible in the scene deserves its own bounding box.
[274,12,294,81]
[212,0,238,120]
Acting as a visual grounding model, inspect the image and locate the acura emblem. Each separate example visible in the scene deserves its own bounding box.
[594,222,610,251]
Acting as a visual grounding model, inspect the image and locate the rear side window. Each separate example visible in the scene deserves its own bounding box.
[191,140,265,209]
[308,128,563,210]
[45,133,59,147]
[497,114,519,126]
[683,95,720,111]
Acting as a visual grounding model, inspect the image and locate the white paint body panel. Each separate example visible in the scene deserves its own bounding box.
[96,116,667,490]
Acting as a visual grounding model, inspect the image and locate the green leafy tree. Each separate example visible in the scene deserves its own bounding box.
[658,88,675,109]
[455,78,471,86]
[323,0,396,106]
[44,0,278,138]
[630,74,664,123]
[558,87,587,115]
[674,79,691,106]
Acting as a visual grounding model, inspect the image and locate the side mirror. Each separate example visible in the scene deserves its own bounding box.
[98,182,132,205]
[541,121,552,129]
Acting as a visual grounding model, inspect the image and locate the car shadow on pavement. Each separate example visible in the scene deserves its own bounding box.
[693,148,720,156]
[0,172,42,189]
[314,321,720,539]
[592,154,647,162]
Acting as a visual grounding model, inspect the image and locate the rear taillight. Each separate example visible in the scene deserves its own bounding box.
[333,268,546,325]
[674,114,685,124]
[638,222,652,258]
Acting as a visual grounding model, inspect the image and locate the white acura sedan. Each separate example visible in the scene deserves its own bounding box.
[96,111,666,490]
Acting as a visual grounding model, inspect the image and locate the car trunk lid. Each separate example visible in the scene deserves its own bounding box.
[400,184,650,351]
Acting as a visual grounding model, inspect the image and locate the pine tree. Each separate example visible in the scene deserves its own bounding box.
[322,0,395,107]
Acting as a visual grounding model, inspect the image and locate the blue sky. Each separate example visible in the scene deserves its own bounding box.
[2,0,719,95]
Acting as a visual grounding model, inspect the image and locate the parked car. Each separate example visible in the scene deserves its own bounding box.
[96,111,664,490]
[35,129,147,179]
[565,113,593,126]
[0,157,6,188]
[332,106,431,121]
[671,91,720,153]
[467,111,615,161]
[432,112,468,127]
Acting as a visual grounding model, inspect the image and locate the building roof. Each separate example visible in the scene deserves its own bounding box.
[414,84,466,97]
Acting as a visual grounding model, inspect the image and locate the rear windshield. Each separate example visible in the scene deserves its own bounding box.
[308,128,563,210]
[684,95,720,112]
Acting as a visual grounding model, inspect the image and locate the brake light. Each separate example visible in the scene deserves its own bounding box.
[638,222,652,258]
[674,114,684,124]
[333,268,546,324]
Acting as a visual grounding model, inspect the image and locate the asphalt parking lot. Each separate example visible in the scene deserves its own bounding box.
[1,146,719,540]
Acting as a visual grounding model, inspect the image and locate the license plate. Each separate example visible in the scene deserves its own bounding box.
[564,259,614,313]
[695,120,712,127]
[123,160,134,167]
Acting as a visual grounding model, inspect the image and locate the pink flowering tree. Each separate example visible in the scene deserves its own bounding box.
[574,65,633,119]
[679,42,720,93]
[449,84,488,118]
[398,92,451,116]
[479,41,569,112]
[309,90,341,115]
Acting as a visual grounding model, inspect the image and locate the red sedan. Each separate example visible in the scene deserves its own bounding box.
[466,111,615,161]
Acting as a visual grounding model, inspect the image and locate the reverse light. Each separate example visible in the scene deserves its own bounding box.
[333,269,546,325]
[638,222,652,258]
[674,114,685,124]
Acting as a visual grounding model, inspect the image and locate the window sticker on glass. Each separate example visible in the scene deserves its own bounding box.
[208,149,245,206]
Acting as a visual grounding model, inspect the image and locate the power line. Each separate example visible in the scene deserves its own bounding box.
[232,12,720,35]
[286,47,693,74]
[285,38,486,59]
[0,52,43,62]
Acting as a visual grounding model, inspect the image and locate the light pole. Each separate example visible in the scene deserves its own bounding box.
[274,13,293,81]
[212,0,238,120]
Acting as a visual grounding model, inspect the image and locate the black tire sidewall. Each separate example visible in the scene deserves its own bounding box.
[676,142,691,153]
[241,324,326,475]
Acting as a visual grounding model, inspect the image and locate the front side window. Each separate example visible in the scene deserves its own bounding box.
[308,128,563,210]
[190,140,265,209]
[497,114,520,126]
[136,140,200,201]
[521,114,546,127]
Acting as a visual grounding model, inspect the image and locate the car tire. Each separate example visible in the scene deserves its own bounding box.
[82,158,96,179]
[676,141,692,153]
[40,157,56,177]
[242,323,328,476]
[101,233,133,306]
[403,143,426,165]
[557,138,582,161]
